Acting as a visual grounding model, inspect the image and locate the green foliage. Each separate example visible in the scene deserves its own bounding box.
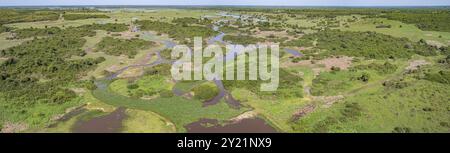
[13,27,62,39]
[95,37,155,58]
[223,68,303,98]
[144,64,172,76]
[357,72,370,82]
[383,79,409,89]
[192,83,219,101]
[0,9,59,24]
[382,11,450,32]
[63,13,110,20]
[77,23,128,32]
[136,20,217,43]
[0,26,106,127]
[172,17,212,26]
[0,25,12,33]
[12,23,128,39]
[127,83,139,90]
[423,71,450,84]
[285,30,437,59]
[351,62,398,74]
[392,127,412,133]
[341,102,363,119]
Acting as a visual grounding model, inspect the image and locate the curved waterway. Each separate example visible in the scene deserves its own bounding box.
[76,28,275,132]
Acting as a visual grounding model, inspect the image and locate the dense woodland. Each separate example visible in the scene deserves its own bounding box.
[0,26,106,125]
[63,13,110,20]
[136,20,217,43]
[95,37,155,58]
[285,30,438,59]
[11,23,129,39]
[0,9,60,25]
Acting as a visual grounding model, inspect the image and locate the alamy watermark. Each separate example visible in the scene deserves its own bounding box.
[170,37,279,91]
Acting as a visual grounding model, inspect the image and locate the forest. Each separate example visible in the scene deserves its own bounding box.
[136,20,217,43]
[285,30,438,59]
[95,37,155,58]
[63,13,110,20]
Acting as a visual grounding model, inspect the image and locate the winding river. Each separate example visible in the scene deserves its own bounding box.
[76,25,275,132]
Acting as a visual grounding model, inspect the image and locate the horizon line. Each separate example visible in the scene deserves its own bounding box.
[1,4,450,7]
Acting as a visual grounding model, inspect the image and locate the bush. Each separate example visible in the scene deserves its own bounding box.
[63,13,110,20]
[127,83,139,90]
[95,37,155,58]
[392,127,412,133]
[357,73,370,82]
[192,83,219,101]
[341,102,363,119]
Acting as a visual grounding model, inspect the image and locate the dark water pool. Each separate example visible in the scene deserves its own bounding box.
[72,107,126,133]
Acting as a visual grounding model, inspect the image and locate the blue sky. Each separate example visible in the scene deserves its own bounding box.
[1,0,450,6]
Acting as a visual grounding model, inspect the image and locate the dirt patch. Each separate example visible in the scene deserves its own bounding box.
[317,56,353,70]
[291,104,316,121]
[1,122,28,133]
[405,60,430,71]
[229,111,258,124]
[185,118,277,133]
[283,56,352,75]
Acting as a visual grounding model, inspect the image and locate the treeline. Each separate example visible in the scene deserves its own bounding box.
[95,37,155,58]
[0,9,60,24]
[381,11,450,32]
[0,29,105,106]
[0,26,107,126]
[136,20,217,43]
[285,30,438,59]
[350,62,398,74]
[11,23,128,39]
[63,13,110,20]
[172,17,212,26]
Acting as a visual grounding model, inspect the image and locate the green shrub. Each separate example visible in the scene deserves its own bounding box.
[192,83,219,101]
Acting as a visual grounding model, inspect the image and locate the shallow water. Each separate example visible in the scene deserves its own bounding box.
[72,107,127,133]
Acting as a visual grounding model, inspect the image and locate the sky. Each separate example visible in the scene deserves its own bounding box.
[1,0,450,6]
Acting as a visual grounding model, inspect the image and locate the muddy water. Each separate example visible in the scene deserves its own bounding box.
[185,118,277,133]
[72,107,127,133]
